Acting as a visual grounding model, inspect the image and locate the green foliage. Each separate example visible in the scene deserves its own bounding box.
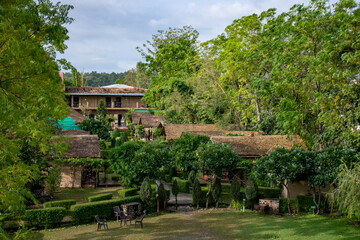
[245,179,258,209]
[0,0,72,216]
[192,187,215,207]
[172,177,190,193]
[63,71,129,87]
[109,140,171,187]
[171,133,210,172]
[257,187,281,199]
[140,177,152,205]
[279,198,298,214]
[45,167,61,197]
[221,183,231,193]
[70,196,141,224]
[135,125,145,138]
[157,183,168,208]
[86,193,112,202]
[192,178,202,207]
[230,180,241,210]
[96,100,108,123]
[331,162,360,221]
[171,179,179,197]
[187,170,197,186]
[224,133,244,136]
[197,142,239,177]
[79,119,110,140]
[43,200,76,209]
[118,188,138,199]
[26,207,67,228]
[212,178,222,208]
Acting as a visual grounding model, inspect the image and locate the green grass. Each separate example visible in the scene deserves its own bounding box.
[53,187,124,204]
[31,209,360,240]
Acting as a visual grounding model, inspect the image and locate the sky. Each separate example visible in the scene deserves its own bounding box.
[54,0,327,73]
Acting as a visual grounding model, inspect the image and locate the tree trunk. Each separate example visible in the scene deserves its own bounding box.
[284,183,292,214]
[311,187,321,214]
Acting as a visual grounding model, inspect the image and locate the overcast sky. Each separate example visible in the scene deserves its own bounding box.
[55,0,328,73]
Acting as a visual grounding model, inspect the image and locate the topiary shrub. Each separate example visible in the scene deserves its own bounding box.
[172,179,179,210]
[140,177,152,208]
[192,178,201,209]
[118,188,138,199]
[192,187,215,207]
[26,207,67,229]
[212,178,222,208]
[230,179,241,210]
[43,199,76,209]
[71,195,141,224]
[87,193,112,202]
[172,177,189,193]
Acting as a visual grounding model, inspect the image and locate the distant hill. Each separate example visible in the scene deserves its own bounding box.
[63,71,129,87]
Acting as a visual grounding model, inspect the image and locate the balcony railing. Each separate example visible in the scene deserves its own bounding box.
[114,102,121,108]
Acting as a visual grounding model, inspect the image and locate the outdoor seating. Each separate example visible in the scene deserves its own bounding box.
[113,206,121,221]
[119,211,132,226]
[95,215,108,230]
[134,210,146,228]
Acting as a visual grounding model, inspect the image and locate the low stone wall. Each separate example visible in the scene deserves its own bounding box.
[259,198,279,214]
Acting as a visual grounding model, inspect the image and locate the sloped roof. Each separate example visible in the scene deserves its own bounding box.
[61,130,100,158]
[164,124,224,140]
[65,86,146,96]
[131,112,152,124]
[210,135,303,157]
[139,115,165,128]
[68,109,86,124]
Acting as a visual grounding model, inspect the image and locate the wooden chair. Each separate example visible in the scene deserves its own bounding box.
[113,206,121,221]
[95,215,108,230]
[134,210,146,228]
[119,211,131,226]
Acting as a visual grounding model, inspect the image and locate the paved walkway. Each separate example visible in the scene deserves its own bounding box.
[155,180,193,205]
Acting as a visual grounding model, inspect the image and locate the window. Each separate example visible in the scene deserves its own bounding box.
[106,97,111,108]
[66,96,71,107]
[118,114,122,126]
[115,97,121,108]
[73,96,79,107]
[89,114,95,119]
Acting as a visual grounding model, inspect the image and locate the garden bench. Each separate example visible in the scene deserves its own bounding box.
[134,210,146,228]
[95,215,108,230]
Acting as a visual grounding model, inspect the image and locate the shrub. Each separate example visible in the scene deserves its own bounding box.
[279,198,297,214]
[230,180,241,210]
[221,183,231,193]
[192,187,215,207]
[71,196,141,224]
[296,195,325,213]
[26,207,67,228]
[87,193,112,202]
[172,177,189,193]
[111,175,120,182]
[118,188,138,199]
[164,174,172,183]
[258,187,281,199]
[192,178,201,208]
[45,167,61,197]
[140,178,152,205]
[43,199,76,209]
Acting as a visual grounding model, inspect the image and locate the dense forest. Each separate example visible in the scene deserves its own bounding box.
[63,71,129,87]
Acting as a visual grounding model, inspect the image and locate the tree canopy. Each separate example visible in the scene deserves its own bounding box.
[0,0,73,216]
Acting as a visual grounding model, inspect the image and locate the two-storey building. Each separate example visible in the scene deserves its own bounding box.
[65,84,148,127]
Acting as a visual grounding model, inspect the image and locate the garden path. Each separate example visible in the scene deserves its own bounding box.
[155,179,193,205]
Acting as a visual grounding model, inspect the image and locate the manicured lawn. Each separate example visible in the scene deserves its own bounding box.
[53,186,123,204]
[31,209,360,240]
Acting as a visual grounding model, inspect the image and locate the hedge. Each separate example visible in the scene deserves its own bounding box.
[118,188,138,199]
[43,199,76,209]
[26,207,67,228]
[87,193,113,202]
[192,187,214,207]
[296,195,325,214]
[221,183,231,193]
[71,195,141,224]
[279,198,298,213]
[258,187,281,199]
[172,177,189,193]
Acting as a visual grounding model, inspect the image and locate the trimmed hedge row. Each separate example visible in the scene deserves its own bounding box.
[26,207,67,228]
[258,187,281,199]
[43,199,76,209]
[87,193,112,202]
[279,195,325,214]
[118,188,138,199]
[172,177,189,193]
[71,195,141,224]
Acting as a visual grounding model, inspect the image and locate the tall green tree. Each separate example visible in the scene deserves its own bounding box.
[0,0,73,217]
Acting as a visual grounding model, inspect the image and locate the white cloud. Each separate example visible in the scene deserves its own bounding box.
[149,18,169,28]
[205,2,260,19]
